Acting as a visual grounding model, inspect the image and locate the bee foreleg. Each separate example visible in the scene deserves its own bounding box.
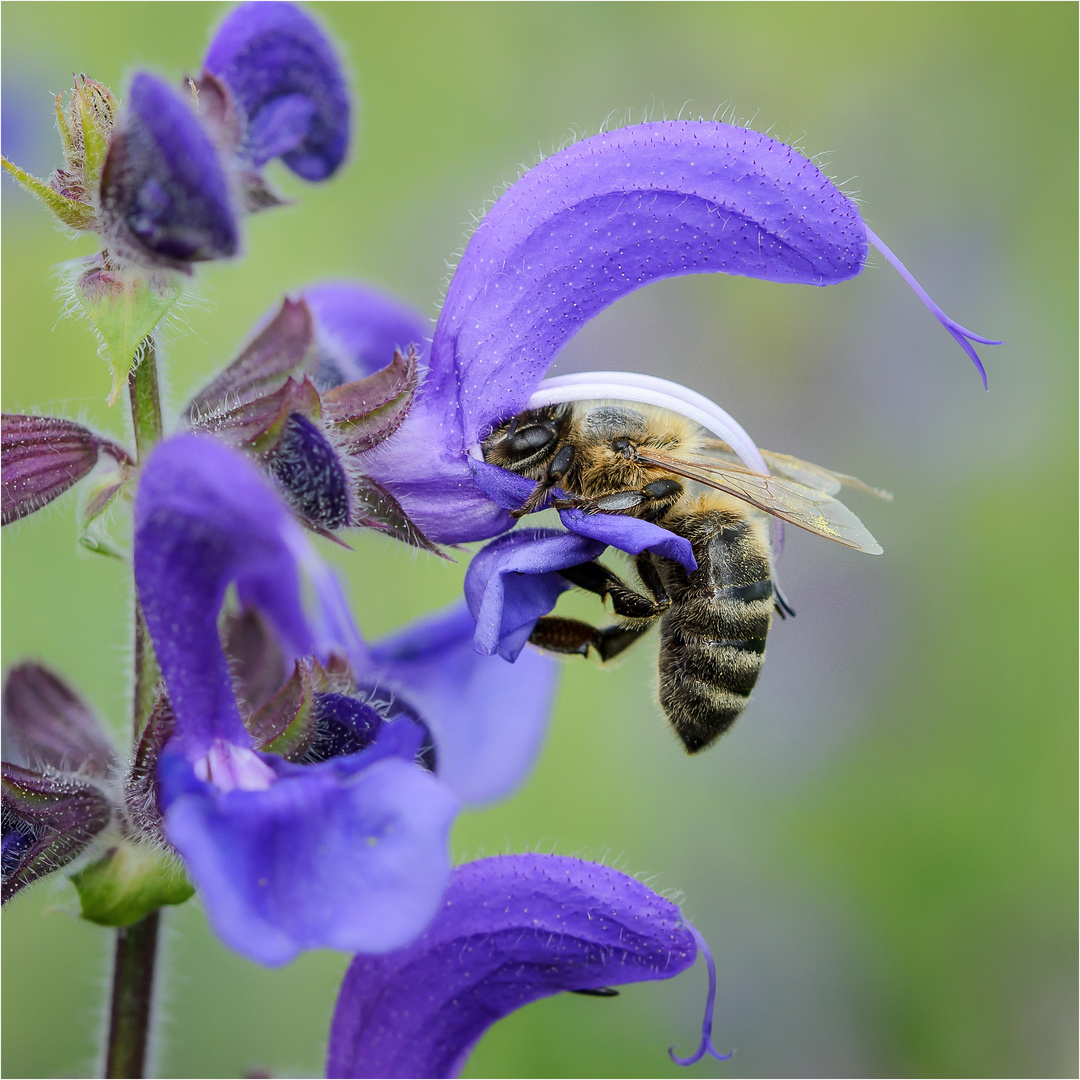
[553,478,683,519]
[510,444,576,518]
[557,560,670,619]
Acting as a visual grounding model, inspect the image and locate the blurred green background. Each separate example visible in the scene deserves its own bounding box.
[2,2,1075,1077]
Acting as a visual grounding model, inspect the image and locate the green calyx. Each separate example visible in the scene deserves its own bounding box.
[70,841,194,927]
[73,262,182,403]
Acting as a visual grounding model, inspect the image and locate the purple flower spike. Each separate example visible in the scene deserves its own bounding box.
[205,1,350,181]
[327,854,704,1079]
[100,72,238,270]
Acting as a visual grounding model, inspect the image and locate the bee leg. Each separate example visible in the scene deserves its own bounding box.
[557,560,670,618]
[553,478,683,519]
[527,616,653,662]
[511,444,576,518]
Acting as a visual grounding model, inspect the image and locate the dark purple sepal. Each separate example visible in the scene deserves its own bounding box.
[327,854,699,1079]
[186,297,316,418]
[350,475,446,557]
[464,529,606,662]
[369,604,558,804]
[1,762,112,904]
[99,72,239,271]
[223,606,299,713]
[1,413,130,525]
[204,1,350,181]
[2,663,116,778]
[247,658,317,759]
[158,747,458,965]
[324,347,418,453]
[123,691,174,842]
[194,375,322,452]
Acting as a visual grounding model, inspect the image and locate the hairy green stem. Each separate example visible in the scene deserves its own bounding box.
[103,339,167,1079]
[104,912,161,1079]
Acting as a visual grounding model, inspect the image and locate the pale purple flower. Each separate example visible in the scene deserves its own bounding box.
[327,854,730,1079]
[133,435,556,963]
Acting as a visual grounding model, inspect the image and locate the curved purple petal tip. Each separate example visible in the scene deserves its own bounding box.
[864,226,1000,388]
[205,1,350,180]
[327,854,698,1079]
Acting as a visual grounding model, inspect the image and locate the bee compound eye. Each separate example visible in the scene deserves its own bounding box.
[504,421,557,455]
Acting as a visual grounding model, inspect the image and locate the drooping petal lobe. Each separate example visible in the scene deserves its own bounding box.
[205,1,350,180]
[463,529,604,661]
[99,72,238,270]
[159,749,457,965]
[434,121,866,445]
[470,459,697,572]
[327,854,699,1079]
[369,605,558,804]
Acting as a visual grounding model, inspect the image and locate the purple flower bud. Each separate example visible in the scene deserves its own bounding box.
[1,413,129,525]
[2,663,116,778]
[327,854,711,1079]
[266,411,351,529]
[99,72,238,270]
[2,762,112,903]
[204,1,350,181]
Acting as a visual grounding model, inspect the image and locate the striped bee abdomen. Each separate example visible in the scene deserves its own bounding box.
[652,512,773,752]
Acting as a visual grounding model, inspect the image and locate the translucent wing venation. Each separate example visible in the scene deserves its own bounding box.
[635,449,884,555]
[700,439,893,501]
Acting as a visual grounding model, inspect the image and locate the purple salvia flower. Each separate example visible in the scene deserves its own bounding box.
[332,120,997,547]
[99,72,239,270]
[204,1,350,181]
[327,854,729,1079]
[133,435,557,962]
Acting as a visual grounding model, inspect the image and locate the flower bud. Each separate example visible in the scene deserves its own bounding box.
[98,72,239,271]
[69,840,193,927]
[1,413,130,524]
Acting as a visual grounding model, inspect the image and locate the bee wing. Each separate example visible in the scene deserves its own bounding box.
[700,439,893,501]
[635,449,884,554]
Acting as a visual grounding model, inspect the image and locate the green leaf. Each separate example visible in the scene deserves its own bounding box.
[0,156,94,229]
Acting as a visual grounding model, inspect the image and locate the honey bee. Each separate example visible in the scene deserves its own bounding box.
[480,399,887,753]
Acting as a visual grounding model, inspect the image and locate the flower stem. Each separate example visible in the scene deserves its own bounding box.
[104,911,161,1079]
[128,340,163,738]
[104,338,166,1079]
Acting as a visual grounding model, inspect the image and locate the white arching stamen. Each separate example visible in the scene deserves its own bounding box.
[528,371,768,474]
[526,370,786,561]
